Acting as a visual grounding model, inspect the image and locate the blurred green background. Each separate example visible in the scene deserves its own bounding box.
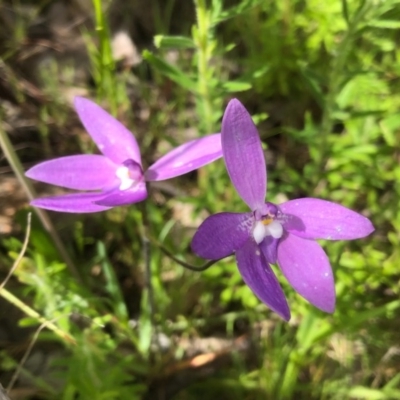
[0,0,400,399]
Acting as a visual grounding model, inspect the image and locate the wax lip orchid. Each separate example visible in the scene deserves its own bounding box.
[191,99,374,321]
[25,97,222,213]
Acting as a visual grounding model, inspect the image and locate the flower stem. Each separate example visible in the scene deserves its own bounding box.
[149,235,224,271]
[138,202,156,352]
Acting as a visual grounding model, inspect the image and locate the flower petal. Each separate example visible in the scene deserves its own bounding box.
[74,97,141,165]
[236,238,290,320]
[280,198,374,240]
[30,192,111,213]
[25,155,117,190]
[277,233,335,313]
[259,236,279,264]
[145,133,222,181]
[222,99,266,211]
[191,212,253,260]
[95,182,147,207]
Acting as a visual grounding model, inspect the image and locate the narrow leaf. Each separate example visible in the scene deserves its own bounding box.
[222,80,252,92]
[368,20,400,29]
[143,50,197,92]
[154,35,195,49]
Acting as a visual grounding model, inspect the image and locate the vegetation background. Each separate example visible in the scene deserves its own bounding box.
[0,0,400,399]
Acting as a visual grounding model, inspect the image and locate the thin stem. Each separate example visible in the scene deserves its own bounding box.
[91,0,116,111]
[194,0,215,134]
[317,1,370,175]
[142,234,155,327]
[7,321,54,393]
[0,124,81,283]
[193,0,222,193]
[149,235,227,272]
[138,202,156,337]
[0,288,75,344]
[0,213,31,292]
[0,384,11,400]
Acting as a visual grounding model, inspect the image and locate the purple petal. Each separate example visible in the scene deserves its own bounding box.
[277,233,335,313]
[191,212,253,259]
[25,155,117,190]
[236,238,290,320]
[280,198,374,240]
[30,192,111,213]
[222,99,266,211]
[145,133,222,181]
[95,182,147,207]
[259,236,279,264]
[74,97,142,165]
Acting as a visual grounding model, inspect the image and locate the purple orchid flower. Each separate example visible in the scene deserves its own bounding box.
[191,99,374,321]
[26,97,222,213]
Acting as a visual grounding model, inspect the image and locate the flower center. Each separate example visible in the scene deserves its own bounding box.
[115,159,143,191]
[252,203,283,244]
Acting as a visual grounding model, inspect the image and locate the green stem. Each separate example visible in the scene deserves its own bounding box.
[278,350,301,399]
[91,0,116,111]
[0,213,31,292]
[149,235,225,272]
[0,287,75,344]
[137,202,156,348]
[317,1,370,175]
[194,0,215,134]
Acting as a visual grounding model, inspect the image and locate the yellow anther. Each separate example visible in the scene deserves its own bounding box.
[262,218,273,226]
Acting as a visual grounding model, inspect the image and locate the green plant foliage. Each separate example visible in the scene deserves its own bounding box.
[1,0,400,399]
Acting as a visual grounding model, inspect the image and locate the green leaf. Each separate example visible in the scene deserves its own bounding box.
[138,307,152,356]
[379,115,400,146]
[368,20,400,29]
[19,317,39,327]
[222,80,252,92]
[154,35,195,49]
[298,62,325,107]
[97,241,128,321]
[213,0,265,24]
[348,386,386,399]
[341,0,350,25]
[142,50,197,92]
